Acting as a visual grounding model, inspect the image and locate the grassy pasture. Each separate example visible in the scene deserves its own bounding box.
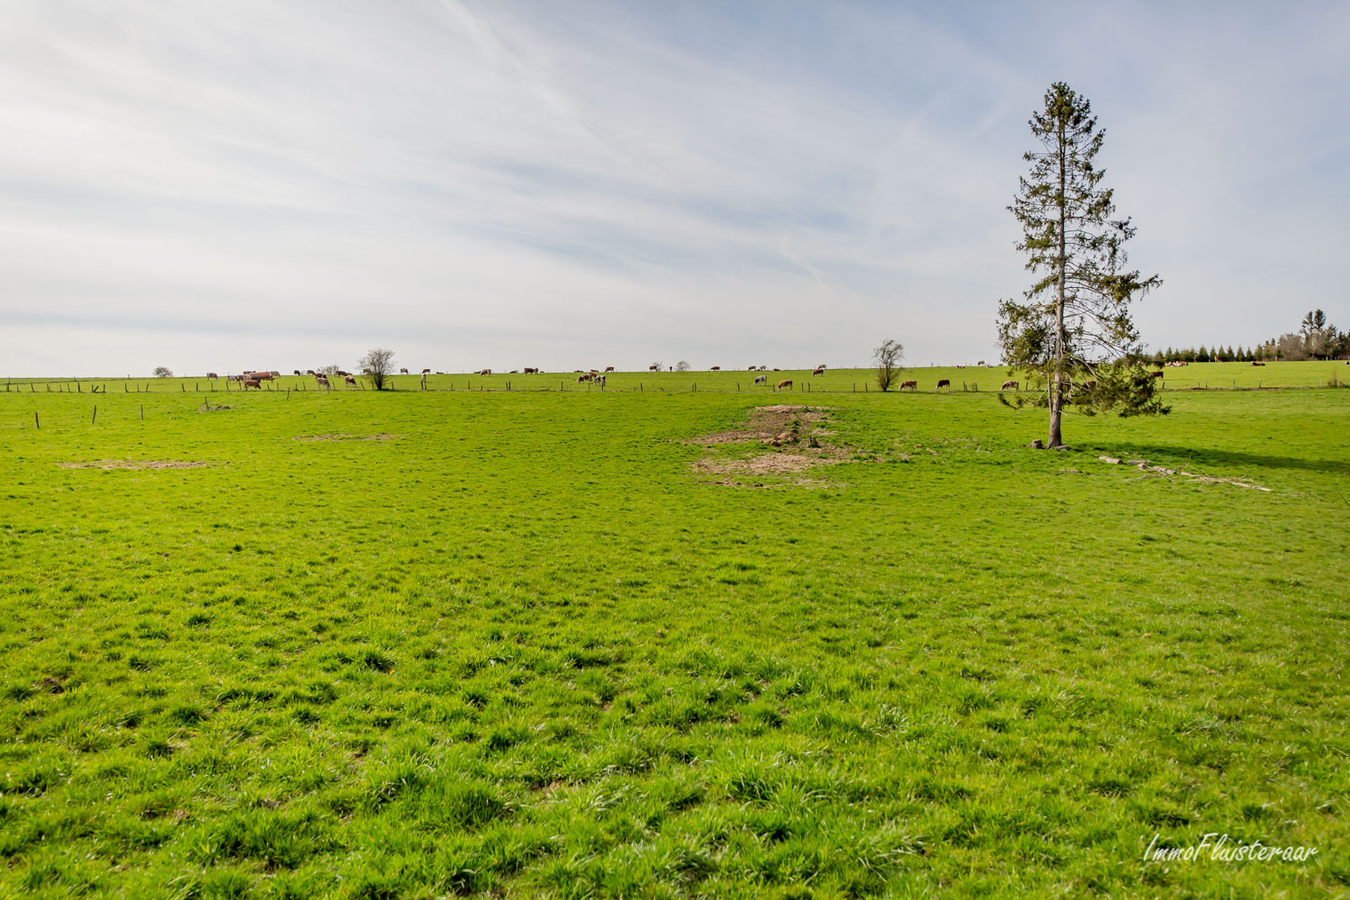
[4,359,1348,397]
[0,383,1347,898]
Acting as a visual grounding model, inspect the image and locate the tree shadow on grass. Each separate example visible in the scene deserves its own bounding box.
[1086,444,1350,475]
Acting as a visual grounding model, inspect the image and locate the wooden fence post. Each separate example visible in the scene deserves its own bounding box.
[91,405,97,424]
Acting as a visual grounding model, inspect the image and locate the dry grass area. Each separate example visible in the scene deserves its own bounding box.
[59,460,210,470]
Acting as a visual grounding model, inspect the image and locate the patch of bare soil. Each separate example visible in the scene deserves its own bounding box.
[686,405,831,445]
[693,452,843,476]
[293,433,398,442]
[60,460,210,470]
[688,405,848,488]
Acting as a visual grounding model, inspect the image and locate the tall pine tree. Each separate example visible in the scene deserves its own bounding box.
[997,83,1165,447]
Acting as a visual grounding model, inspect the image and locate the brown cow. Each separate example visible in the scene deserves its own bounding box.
[605,366,615,372]
[649,364,659,371]
[206,372,218,380]
[1150,370,1164,379]
[1001,380,1018,391]
[900,380,917,390]
[244,379,261,390]
[578,373,593,383]
[710,366,720,371]
[344,375,357,386]
[776,379,793,390]
[937,379,950,388]
[747,365,757,371]
[400,368,408,374]
[812,368,824,376]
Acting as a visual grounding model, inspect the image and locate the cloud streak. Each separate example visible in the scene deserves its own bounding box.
[1,0,1346,375]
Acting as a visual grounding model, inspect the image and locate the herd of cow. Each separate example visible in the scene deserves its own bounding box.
[197,365,1036,392]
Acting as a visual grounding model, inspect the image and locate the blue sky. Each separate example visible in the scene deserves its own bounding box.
[2,0,1346,375]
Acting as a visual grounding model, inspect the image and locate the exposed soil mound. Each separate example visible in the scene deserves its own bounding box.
[688,405,848,488]
[687,405,831,445]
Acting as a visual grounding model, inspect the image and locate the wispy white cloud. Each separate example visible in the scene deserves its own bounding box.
[0,0,1345,375]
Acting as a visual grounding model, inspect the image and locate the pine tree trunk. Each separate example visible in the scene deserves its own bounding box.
[1049,123,1067,449]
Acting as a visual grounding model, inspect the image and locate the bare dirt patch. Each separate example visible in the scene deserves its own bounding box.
[293,433,398,442]
[694,452,843,477]
[686,405,831,445]
[60,460,210,470]
[687,405,849,488]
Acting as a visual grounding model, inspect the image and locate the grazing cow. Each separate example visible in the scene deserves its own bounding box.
[595,374,606,386]
[244,379,261,390]
[207,372,218,380]
[817,364,827,370]
[773,368,781,372]
[344,375,357,386]
[900,380,917,390]
[578,373,593,383]
[605,366,615,373]
[710,366,720,371]
[812,368,824,376]
[747,365,757,371]
[776,379,793,390]
[1251,361,1266,367]
[524,367,539,374]
[293,370,301,376]
[1150,370,1164,379]
[1001,380,1019,391]
[754,375,767,385]
[400,368,408,374]
[306,369,316,376]
[315,375,329,387]
[937,379,950,389]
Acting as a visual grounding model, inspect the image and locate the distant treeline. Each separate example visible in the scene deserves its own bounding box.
[1156,309,1346,363]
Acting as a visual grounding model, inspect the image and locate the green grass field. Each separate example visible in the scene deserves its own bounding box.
[5,359,1349,397]
[1,380,1347,898]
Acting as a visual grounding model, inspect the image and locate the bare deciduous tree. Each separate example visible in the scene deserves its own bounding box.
[874,340,904,391]
[675,360,691,372]
[358,348,396,390]
[153,366,173,378]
